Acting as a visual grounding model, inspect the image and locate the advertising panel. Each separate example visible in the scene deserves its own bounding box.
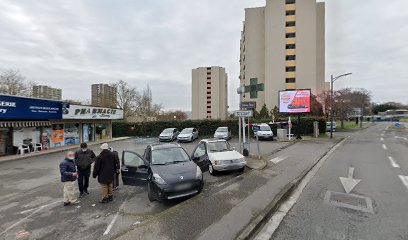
[63,104,123,120]
[51,124,64,147]
[0,95,62,119]
[279,89,311,113]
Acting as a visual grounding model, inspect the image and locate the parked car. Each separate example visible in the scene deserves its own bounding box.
[326,122,337,132]
[253,124,274,140]
[159,128,179,142]
[191,139,246,175]
[177,128,199,142]
[121,143,203,202]
[213,127,231,140]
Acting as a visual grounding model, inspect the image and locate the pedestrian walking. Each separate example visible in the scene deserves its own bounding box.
[59,151,80,206]
[93,143,118,203]
[109,147,120,191]
[75,142,96,198]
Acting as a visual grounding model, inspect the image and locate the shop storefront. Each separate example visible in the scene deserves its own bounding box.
[0,95,123,156]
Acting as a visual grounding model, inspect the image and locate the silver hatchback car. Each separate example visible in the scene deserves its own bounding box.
[213,127,231,140]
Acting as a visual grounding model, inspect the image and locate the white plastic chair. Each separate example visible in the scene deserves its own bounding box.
[33,143,42,152]
[17,144,30,155]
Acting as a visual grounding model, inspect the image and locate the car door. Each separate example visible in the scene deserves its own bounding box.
[121,151,149,186]
[192,142,209,170]
[193,128,198,139]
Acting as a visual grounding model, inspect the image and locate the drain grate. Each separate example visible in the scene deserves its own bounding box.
[324,191,374,214]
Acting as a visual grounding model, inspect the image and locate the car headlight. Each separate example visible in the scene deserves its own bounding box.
[196,166,202,179]
[153,173,166,185]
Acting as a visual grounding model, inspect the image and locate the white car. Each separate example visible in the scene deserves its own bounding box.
[177,128,199,142]
[159,128,179,142]
[253,124,274,140]
[191,139,246,175]
[213,127,231,140]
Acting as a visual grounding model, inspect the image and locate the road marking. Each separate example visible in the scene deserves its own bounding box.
[0,201,60,237]
[254,138,348,240]
[394,136,408,141]
[339,167,361,194]
[398,175,408,190]
[270,156,287,164]
[388,156,400,168]
[382,144,388,150]
[380,137,384,141]
[381,133,384,137]
[103,198,128,236]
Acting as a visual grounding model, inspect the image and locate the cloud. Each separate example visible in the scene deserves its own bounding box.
[0,0,407,110]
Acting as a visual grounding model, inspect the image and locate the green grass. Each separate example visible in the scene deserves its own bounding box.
[336,120,359,129]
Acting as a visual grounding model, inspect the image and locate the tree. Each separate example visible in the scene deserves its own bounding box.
[372,102,405,114]
[309,94,323,116]
[157,110,188,121]
[135,84,162,117]
[111,80,141,120]
[0,69,34,96]
[258,104,270,119]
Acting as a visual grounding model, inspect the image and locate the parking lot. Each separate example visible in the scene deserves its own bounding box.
[0,137,287,240]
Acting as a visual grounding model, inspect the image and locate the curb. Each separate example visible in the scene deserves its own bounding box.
[236,137,345,240]
[0,137,131,164]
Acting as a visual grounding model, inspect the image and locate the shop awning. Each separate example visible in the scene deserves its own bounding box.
[0,121,51,128]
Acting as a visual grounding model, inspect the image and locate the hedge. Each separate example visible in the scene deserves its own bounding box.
[112,117,326,138]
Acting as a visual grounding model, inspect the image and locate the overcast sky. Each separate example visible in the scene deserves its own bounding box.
[0,0,407,110]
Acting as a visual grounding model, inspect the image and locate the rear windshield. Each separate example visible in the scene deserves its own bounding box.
[216,127,228,132]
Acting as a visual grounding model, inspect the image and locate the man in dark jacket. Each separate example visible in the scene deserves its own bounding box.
[75,142,96,197]
[109,147,120,191]
[93,143,118,203]
[59,151,80,206]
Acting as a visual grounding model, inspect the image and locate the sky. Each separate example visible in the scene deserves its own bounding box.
[0,0,407,110]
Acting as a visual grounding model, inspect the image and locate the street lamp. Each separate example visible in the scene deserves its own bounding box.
[330,73,352,138]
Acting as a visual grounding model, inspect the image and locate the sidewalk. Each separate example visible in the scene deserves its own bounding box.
[113,136,344,240]
[0,137,130,164]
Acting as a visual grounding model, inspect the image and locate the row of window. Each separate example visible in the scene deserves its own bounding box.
[286,0,295,4]
[286,78,296,83]
[286,10,295,16]
[286,55,296,61]
[286,44,296,49]
[286,66,296,72]
[286,32,296,38]
[286,21,296,27]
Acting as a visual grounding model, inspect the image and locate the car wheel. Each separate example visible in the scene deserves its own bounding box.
[238,167,245,172]
[209,163,217,176]
[147,182,156,202]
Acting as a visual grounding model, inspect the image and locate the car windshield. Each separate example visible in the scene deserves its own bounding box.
[151,147,190,165]
[259,125,271,131]
[162,128,174,134]
[181,128,193,134]
[216,127,228,132]
[207,141,233,152]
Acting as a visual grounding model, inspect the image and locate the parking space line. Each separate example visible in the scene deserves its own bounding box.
[103,199,128,236]
[398,175,408,190]
[382,144,388,150]
[270,156,287,164]
[388,156,400,168]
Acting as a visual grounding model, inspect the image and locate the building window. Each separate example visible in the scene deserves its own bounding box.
[286,32,296,38]
[207,87,211,90]
[207,91,211,94]
[286,78,296,83]
[286,44,296,49]
[286,10,296,16]
[286,66,296,72]
[207,97,211,99]
[207,106,211,109]
[286,0,295,4]
[207,111,211,113]
[207,77,211,79]
[286,21,296,27]
[206,67,211,70]
[286,55,296,61]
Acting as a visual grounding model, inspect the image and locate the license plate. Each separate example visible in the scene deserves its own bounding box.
[175,183,191,191]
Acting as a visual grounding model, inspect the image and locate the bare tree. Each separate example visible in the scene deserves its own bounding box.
[111,80,141,119]
[0,69,26,95]
[135,84,162,116]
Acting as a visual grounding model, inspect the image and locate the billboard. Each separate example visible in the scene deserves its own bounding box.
[63,104,124,120]
[279,89,311,113]
[0,95,62,119]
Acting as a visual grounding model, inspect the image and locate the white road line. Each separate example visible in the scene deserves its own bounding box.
[0,201,60,237]
[270,156,287,164]
[103,199,128,236]
[381,133,384,137]
[398,175,408,190]
[388,156,400,168]
[382,144,388,150]
[380,138,384,141]
[254,138,348,240]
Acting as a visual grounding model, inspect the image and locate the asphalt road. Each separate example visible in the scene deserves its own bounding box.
[260,123,408,240]
[0,136,286,240]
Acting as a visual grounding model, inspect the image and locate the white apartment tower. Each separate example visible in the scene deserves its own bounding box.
[239,0,325,111]
[192,67,228,120]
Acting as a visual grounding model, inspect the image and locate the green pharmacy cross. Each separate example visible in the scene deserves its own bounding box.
[244,78,264,99]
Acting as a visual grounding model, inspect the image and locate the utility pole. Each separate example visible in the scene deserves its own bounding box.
[330,73,352,139]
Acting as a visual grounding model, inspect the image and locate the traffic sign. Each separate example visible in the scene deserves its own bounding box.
[234,110,253,117]
[240,101,256,109]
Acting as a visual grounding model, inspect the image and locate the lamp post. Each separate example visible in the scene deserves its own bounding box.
[330,73,352,138]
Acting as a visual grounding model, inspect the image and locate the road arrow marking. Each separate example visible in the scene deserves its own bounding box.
[270,156,287,164]
[398,175,408,190]
[382,144,388,150]
[388,156,400,168]
[339,167,361,194]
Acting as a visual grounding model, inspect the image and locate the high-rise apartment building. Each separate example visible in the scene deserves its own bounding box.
[239,0,325,111]
[32,85,62,100]
[91,84,117,108]
[192,67,228,120]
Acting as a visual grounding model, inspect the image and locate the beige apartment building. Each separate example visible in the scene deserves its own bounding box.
[192,67,228,120]
[32,85,62,100]
[239,0,325,111]
[91,84,117,108]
